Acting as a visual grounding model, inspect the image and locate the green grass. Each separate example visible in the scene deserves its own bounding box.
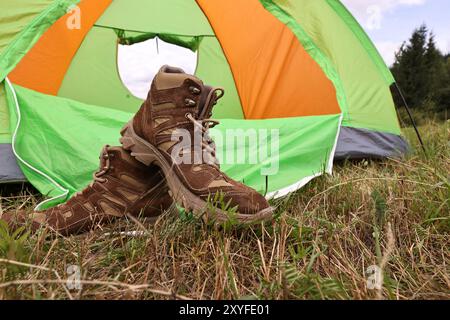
[0,120,449,300]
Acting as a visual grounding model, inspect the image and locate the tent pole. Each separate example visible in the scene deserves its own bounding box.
[394,83,428,158]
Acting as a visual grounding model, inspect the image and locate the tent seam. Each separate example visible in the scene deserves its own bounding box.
[93,24,216,38]
[5,78,69,211]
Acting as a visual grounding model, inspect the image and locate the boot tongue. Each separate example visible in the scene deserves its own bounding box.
[156,65,217,119]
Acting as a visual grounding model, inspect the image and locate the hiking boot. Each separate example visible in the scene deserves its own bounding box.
[120,65,273,224]
[1,146,173,236]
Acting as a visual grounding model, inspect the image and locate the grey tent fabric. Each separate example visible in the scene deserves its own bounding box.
[0,143,26,183]
[335,126,409,160]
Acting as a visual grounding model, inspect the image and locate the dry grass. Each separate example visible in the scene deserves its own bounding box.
[0,120,449,300]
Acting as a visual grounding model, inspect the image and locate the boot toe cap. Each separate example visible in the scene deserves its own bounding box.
[224,190,271,216]
[0,210,41,233]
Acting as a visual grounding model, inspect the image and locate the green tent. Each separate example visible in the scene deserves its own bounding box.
[0,0,408,209]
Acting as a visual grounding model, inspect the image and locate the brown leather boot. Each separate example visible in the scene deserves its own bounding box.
[120,65,273,224]
[1,146,173,236]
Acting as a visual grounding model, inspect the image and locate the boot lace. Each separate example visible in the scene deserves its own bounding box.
[185,88,224,167]
[91,146,111,185]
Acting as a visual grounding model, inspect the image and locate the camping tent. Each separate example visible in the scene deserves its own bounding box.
[0,0,408,209]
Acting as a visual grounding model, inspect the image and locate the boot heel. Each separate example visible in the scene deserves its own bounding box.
[119,122,135,150]
[120,122,158,166]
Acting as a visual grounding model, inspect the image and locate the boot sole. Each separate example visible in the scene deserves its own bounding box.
[119,121,273,224]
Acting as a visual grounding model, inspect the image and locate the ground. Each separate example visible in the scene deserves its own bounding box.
[0,120,449,300]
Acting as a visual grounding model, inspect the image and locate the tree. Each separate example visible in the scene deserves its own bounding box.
[425,32,446,109]
[391,25,430,108]
[391,24,449,115]
[435,55,450,113]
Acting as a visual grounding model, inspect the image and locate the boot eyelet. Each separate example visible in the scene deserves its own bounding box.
[189,86,201,94]
[184,98,196,107]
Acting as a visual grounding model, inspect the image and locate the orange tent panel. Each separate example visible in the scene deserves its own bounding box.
[196,0,341,119]
[9,0,112,95]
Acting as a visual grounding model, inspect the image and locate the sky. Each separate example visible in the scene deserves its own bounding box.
[118,40,197,99]
[341,0,450,66]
